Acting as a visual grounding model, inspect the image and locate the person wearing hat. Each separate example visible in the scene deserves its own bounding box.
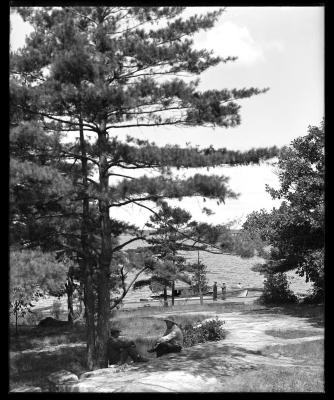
[221,283,227,300]
[107,327,148,365]
[213,282,218,301]
[148,316,183,357]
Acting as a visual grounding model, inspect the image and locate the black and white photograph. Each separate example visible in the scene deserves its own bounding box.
[9,5,324,393]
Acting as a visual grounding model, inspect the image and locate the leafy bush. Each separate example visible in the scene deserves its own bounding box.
[302,285,324,304]
[181,317,226,347]
[260,273,298,305]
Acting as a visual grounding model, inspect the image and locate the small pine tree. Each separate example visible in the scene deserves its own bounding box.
[190,260,209,305]
[260,272,297,305]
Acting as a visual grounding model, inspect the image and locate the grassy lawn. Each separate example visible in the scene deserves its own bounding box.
[221,339,324,392]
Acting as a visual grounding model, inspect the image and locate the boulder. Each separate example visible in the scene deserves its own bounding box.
[47,370,79,392]
[38,317,71,328]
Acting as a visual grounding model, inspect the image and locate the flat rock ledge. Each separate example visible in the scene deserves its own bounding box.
[45,342,255,393]
[50,367,220,392]
[11,385,42,392]
[43,312,323,392]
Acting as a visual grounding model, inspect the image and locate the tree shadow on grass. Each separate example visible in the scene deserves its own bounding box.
[10,324,86,352]
[126,341,256,380]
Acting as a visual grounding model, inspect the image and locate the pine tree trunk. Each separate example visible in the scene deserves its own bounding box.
[76,284,85,319]
[171,280,175,306]
[95,123,112,368]
[96,261,110,368]
[79,116,97,370]
[163,286,168,307]
[15,308,18,336]
[66,276,74,324]
[198,250,203,305]
[199,286,204,306]
[83,269,96,370]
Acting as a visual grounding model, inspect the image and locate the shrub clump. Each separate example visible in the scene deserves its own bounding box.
[181,317,226,348]
[260,272,298,305]
[302,286,324,304]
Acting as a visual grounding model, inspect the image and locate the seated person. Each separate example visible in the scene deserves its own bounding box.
[148,317,183,357]
[107,327,148,365]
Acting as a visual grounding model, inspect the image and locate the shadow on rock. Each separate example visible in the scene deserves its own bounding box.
[126,341,255,380]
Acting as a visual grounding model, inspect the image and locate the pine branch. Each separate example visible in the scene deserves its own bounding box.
[67,7,98,25]
[112,236,146,253]
[14,105,97,132]
[131,200,231,254]
[106,119,187,130]
[107,173,137,180]
[60,151,99,166]
[109,195,160,208]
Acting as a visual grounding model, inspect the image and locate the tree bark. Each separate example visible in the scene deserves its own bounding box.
[163,286,168,307]
[79,116,97,370]
[171,280,175,306]
[198,250,203,306]
[83,268,96,370]
[15,308,18,336]
[95,121,112,368]
[199,286,204,306]
[66,276,74,324]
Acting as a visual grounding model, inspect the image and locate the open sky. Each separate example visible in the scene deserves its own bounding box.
[10,7,324,228]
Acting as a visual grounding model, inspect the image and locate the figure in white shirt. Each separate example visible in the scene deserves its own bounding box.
[148,317,183,357]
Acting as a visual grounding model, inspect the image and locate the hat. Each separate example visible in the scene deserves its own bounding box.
[163,316,178,325]
[110,327,121,334]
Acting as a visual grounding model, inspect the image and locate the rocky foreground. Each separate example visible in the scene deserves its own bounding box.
[12,309,323,392]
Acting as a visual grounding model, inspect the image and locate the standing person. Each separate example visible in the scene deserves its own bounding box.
[107,328,148,365]
[148,317,183,357]
[213,281,218,301]
[221,283,227,300]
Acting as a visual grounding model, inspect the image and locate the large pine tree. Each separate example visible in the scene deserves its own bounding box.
[10,6,273,368]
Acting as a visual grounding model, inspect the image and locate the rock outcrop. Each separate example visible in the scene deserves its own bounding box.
[47,370,79,392]
[57,366,220,392]
[18,311,322,393]
[11,386,42,392]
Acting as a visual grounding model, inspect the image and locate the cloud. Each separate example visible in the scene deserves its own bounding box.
[194,21,265,66]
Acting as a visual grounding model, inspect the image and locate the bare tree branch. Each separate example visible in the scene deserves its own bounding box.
[111,265,148,309]
[112,236,146,253]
